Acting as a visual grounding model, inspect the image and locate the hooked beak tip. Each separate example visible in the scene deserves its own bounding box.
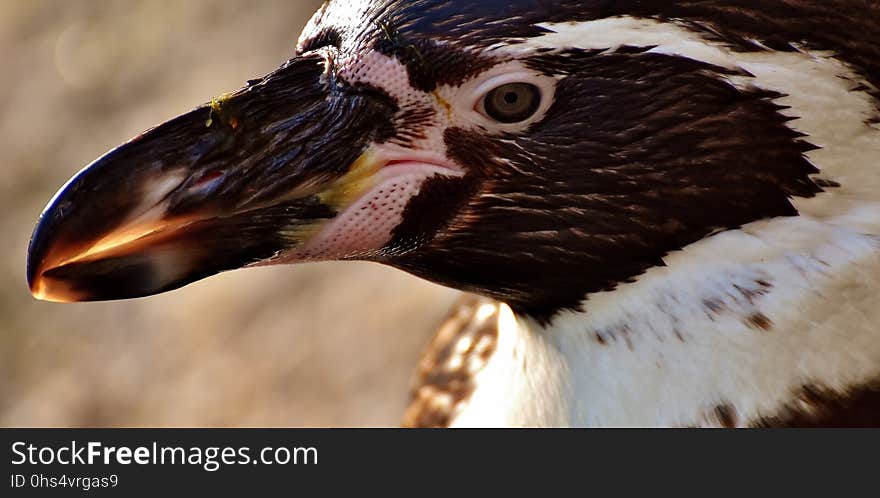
[27,245,80,303]
[28,264,82,303]
[29,279,64,303]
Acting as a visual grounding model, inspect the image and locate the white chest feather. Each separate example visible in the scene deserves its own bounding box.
[453,217,880,427]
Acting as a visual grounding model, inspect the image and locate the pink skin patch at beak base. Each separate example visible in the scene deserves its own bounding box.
[292,161,463,261]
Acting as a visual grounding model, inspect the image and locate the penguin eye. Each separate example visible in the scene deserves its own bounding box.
[480,82,541,123]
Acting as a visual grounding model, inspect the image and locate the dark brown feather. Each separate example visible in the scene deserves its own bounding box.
[402,294,500,428]
[755,382,880,428]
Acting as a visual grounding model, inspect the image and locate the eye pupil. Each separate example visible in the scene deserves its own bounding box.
[482,82,541,124]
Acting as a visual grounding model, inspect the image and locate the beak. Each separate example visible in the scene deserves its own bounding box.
[27,53,397,302]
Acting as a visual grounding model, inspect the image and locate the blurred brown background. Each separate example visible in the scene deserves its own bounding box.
[1,0,459,426]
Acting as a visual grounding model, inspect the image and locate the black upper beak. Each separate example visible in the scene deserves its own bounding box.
[27,53,389,302]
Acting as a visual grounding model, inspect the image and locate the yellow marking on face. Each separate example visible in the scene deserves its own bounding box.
[318,148,383,210]
[278,221,323,246]
[432,91,453,119]
[277,148,385,245]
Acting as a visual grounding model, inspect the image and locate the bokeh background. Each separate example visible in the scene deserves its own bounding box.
[1,0,460,426]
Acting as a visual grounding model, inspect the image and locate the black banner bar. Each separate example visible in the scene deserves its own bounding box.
[1,428,876,495]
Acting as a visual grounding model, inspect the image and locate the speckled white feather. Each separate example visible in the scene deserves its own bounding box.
[453,211,880,427]
[451,17,880,427]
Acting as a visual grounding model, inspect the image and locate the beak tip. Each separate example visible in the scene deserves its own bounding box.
[26,267,79,303]
[29,280,50,302]
[27,276,55,302]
